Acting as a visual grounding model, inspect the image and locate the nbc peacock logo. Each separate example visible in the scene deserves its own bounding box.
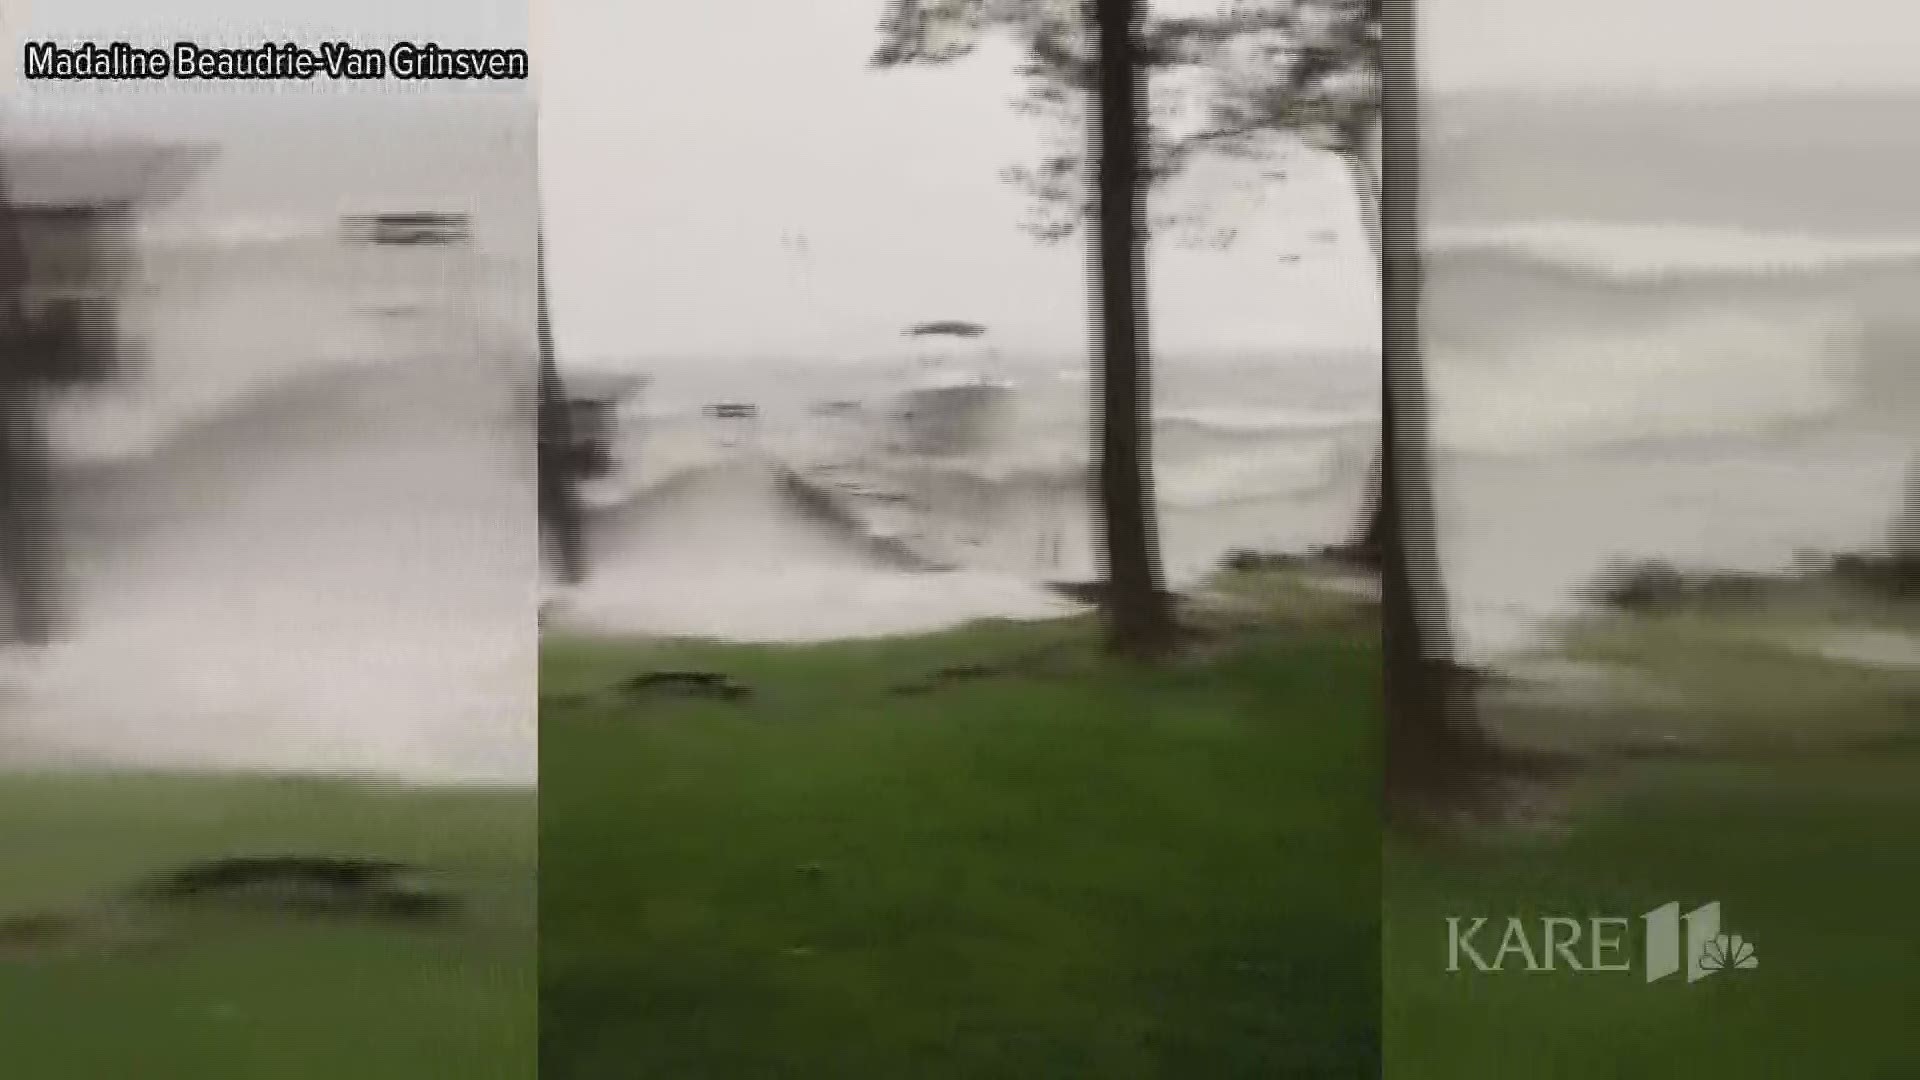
[1643,901,1759,984]
[1700,934,1761,974]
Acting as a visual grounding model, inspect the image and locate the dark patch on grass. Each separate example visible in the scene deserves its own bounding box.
[1825,549,1920,597]
[540,690,595,710]
[1221,545,1380,575]
[1042,579,1185,606]
[138,856,460,923]
[1584,559,1776,612]
[1588,550,1920,613]
[0,910,86,954]
[621,671,755,704]
[888,643,1077,696]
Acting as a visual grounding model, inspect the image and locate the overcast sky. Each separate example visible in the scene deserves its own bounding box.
[538,0,1920,361]
[1428,0,1920,91]
[15,0,1918,361]
[534,0,1375,362]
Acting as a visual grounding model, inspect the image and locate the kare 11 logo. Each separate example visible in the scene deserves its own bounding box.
[1446,901,1758,984]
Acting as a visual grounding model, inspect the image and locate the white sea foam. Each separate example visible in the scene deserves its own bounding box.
[1432,302,1866,454]
[1429,220,1920,280]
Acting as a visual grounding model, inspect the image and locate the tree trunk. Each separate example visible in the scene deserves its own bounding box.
[1340,141,1385,564]
[536,225,587,586]
[1090,0,1177,661]
[1900,456,1919,540]
[1379,0,1478,798]
[1889,449,1920,576]
[1343,145,1382,269]
[0,161,60,647]
[1348,447,1385,563]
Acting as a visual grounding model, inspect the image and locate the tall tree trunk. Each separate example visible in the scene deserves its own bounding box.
[1341,136,1385,564]
[536,224,587,586]
[0,159,59,647]
[1090,0,1177,660]
[1344,144,1382,269]
[1380,0,1476,797]
[1350,446,1385,561]
[1896,453,1920,561]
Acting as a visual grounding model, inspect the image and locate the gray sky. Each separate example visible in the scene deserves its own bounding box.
[21,0,1912,360]
[3,0,533,234]
[1429,0,1920,91]
[536,0,1375,362]
[8,0,1375,362]
[538,0,1920,362]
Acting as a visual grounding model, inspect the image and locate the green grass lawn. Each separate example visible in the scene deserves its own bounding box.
[0,774,535,1079]
[540,598,1380,1078]
[1386,586,1920,1078]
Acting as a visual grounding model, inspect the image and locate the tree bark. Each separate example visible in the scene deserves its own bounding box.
[1348,447,1385,563]
[1896,453,1920,560]
[1090,0,1177,661]
[1340,138,1385,564]
[536,224,587,586]
[1379,0,1477,798]
[0,160,60,647]
[1343,146,1382,270]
